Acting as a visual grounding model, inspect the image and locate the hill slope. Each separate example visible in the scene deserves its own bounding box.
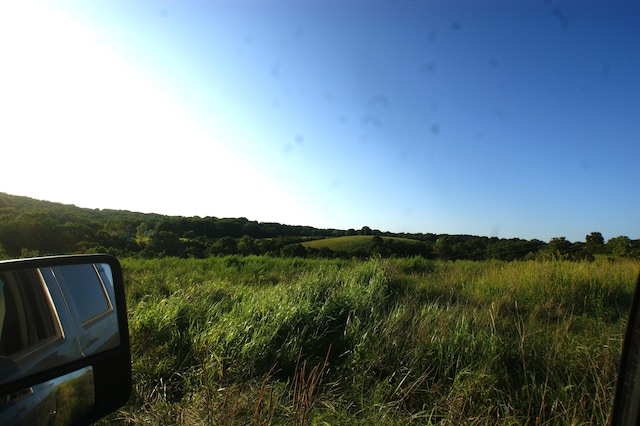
[302,235,420,252]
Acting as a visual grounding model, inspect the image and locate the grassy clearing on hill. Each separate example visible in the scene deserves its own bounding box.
[103,256,638,425]
[302,235,420,252]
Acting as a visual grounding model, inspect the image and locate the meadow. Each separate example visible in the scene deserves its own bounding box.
[105,256,638,425]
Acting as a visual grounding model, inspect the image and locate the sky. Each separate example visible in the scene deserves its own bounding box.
[1,0,639,242]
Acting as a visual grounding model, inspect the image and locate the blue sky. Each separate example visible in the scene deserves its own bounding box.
[1,1,639,242]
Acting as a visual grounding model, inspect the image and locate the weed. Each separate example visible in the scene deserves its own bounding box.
[100,257,638,425]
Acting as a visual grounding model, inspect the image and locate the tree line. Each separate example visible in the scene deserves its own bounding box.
[1,193,638,261]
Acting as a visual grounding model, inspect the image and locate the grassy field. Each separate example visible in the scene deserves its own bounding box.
[301,235,420,252]
[104,256,638,425]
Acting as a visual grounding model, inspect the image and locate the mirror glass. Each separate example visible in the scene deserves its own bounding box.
[0,263,120,385]
[0,366,94,426]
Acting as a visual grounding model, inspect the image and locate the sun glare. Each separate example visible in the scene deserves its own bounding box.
[0,1,310,222]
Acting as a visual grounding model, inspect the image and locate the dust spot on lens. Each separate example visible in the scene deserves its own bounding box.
[451,22,461,31]
[431,124,440,135]
[361,114,382,130]
[367,94,391,108]
[421,61,436,75]
[551,8,570,31]
[292,24,305,41]
[270,62,281,79]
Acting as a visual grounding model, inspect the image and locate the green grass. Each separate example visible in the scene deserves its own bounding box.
[103,256,638,425]
[302,235,420,252]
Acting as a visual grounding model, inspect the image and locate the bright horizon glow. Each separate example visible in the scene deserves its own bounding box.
[0,1,323,227]
[1,1,639,242]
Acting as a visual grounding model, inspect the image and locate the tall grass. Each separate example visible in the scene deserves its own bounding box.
[105,256,638,425]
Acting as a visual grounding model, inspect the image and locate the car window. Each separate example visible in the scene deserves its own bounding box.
[51,264,113,327]
[0,270,62,361]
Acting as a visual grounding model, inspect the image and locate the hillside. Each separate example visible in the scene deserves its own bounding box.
[302,235,428,257]
[303,235,418,250]
[1,192,637,261]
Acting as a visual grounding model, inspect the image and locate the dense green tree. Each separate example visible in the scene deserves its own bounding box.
[458,237,488,260]
[487,238,544,261]
[370,235,384,255]
[212,236,237,255]
[241,222,263,238]
[281,243,307,258]
[183,239,207,258]
[238,235,260,255]
[586,231,605,246]
[607,236,633,258]
[312,246,336,258]
[434,236,454,260]
[216,218,248,238]
[540,237,573,260]
[136,222,149,240]
[584,231,605,256]
[146,231,184,257]
[572,241,594,261]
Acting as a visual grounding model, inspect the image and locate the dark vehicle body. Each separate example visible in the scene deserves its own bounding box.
[0,255,130,426]
[1,263,118,383]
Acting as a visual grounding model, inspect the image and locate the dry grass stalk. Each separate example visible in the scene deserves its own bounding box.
[292,345,332,425]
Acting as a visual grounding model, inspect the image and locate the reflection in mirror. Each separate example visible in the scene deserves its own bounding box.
[0,366,94,426]
[0,263,119,385]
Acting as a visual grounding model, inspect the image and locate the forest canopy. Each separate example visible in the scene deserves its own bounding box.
[1,193,638,261]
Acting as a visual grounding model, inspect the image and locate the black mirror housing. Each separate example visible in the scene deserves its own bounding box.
[0,254,131,425]
[612,272,640,425]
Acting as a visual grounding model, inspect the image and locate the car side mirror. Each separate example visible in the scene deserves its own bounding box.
[611,271,640,425]
[0,254,131,425]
